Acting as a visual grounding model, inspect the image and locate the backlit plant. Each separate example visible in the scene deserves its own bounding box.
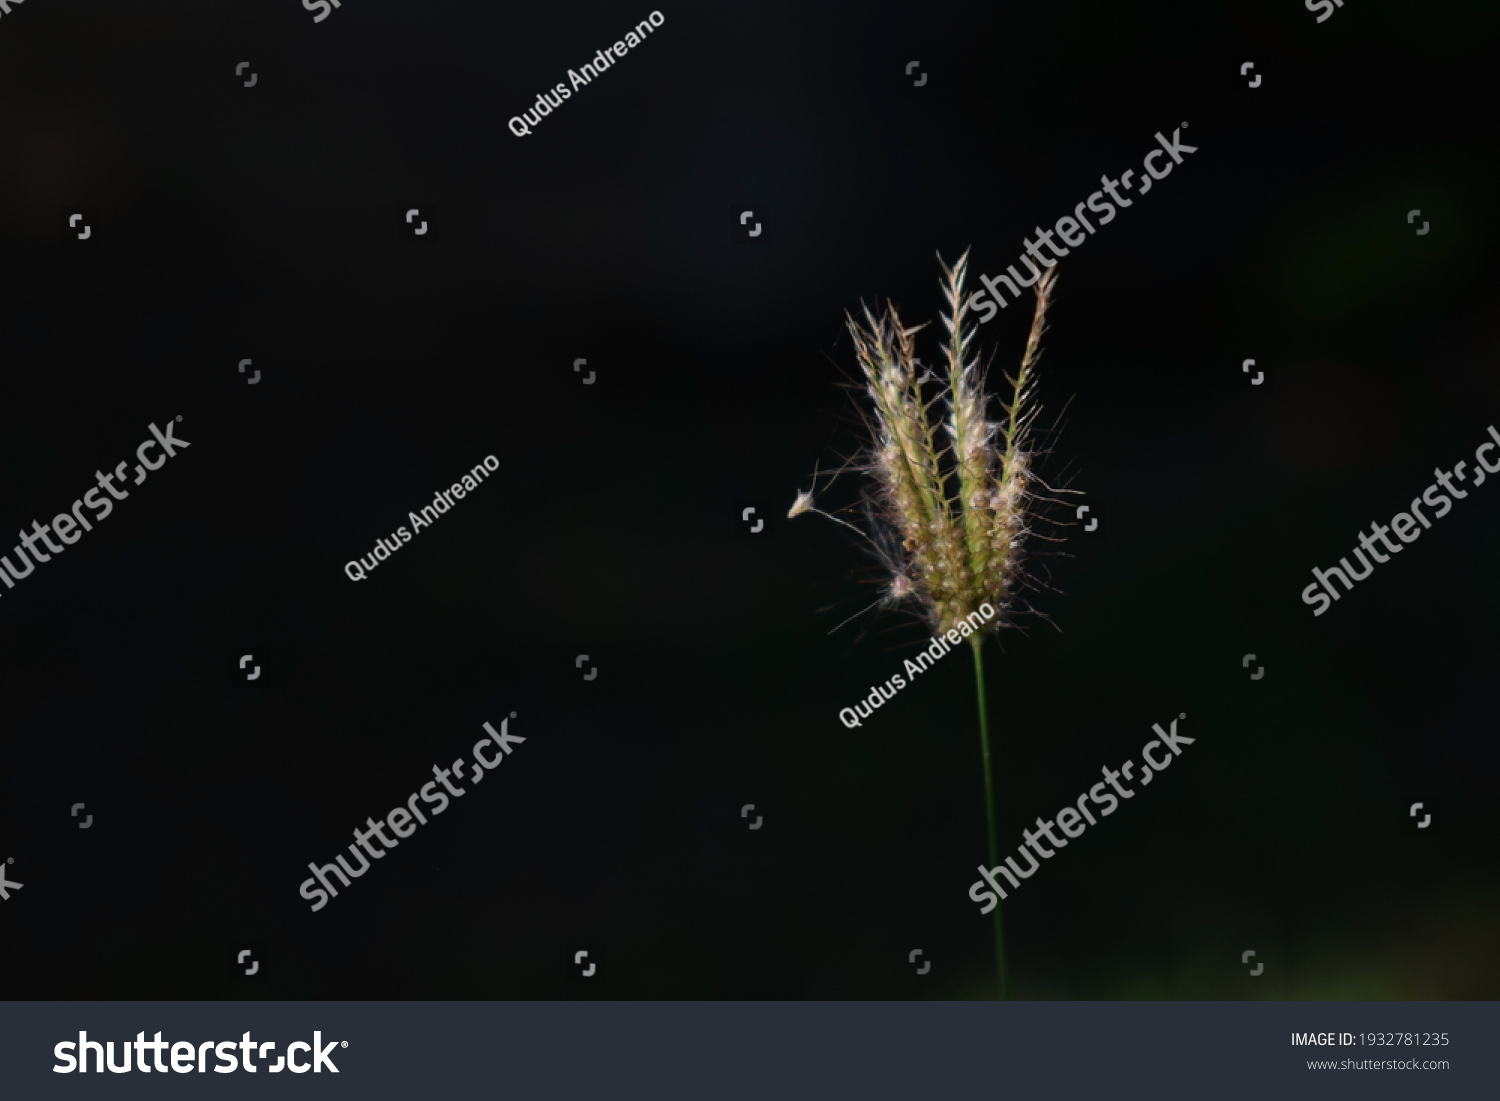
[790,251,1066,999]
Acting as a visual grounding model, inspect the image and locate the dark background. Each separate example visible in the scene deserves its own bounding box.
[0,0,1496,999]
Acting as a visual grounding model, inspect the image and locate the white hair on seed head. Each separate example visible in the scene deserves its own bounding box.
[788,252,1065,639]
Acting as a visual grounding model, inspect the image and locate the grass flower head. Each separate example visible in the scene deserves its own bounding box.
[791,250,1069,1000]
[797,251,1061,639]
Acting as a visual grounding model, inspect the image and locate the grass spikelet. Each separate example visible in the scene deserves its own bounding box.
[800,250,1059,638]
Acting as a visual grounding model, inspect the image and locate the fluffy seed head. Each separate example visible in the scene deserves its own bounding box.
[793,250,1061,638]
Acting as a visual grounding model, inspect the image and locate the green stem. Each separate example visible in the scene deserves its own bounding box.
[971,634,1007,1000]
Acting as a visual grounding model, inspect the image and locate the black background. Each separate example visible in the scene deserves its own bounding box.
[1,0,1497,999]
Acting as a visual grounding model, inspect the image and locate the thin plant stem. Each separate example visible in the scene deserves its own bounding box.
[794,255,1062,1000]
[971,634,1007,1000]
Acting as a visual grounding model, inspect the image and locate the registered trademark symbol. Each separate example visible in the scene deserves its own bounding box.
[176,415,183,421]
[341,1041,348,1048]
[1180,713,1186,719]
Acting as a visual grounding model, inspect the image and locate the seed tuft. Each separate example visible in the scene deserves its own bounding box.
[789,251,1061,637]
